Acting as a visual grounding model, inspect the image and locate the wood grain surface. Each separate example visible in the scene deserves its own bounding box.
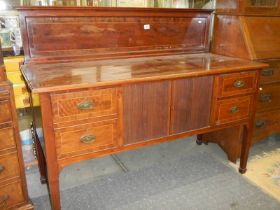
[171,76,213,134]
[18,7,212,64]
[21,53,266,93]
[123,81,170,145]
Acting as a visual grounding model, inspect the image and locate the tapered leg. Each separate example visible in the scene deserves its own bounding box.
[40,93,61,210]
[239,124,252,174]
[47,173,61,210]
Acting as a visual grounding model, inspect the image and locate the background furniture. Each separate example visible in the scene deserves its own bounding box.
[0,42,33,209]
[19,7,266,210]
[4,56,39,108]
[199,0,280,162]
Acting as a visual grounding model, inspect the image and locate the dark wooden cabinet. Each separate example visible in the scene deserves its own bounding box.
[0,42,33,210]
[0,85,33,210]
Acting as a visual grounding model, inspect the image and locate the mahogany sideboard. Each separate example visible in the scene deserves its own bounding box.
[199,0,280,162]
[0,43,33,209]
[18,7,267,210]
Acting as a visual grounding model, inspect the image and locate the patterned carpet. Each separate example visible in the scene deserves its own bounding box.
[243,148,280,202]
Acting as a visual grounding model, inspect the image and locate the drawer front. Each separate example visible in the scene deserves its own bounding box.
[55,119,119,158]
[217,71,257,98]
[0,127,16,151]
[0,99,12,124]
[7,72,24,84]
[0,152,20,182]
[52,88,118,123]
[215,96,252,125]
[260,61,280,84]
[0,181,24,209]
[257,83,280,112]
[253,110,280,143]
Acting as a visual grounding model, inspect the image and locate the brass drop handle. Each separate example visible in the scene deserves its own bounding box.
[0,194,9,207]
[0,165,4,173]
[80,135,96,144]
[255,121,266,129]
[261,68,274,76]
[77,100,94,110]
[233,80,245,88]
[259,93,272,103]
[230,106,239,114]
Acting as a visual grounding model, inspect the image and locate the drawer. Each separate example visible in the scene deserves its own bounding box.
[216,71,257,98]
[260,61,280,84]
[257,83,280,112]
[0,99,12,124]
[52,88,118,123]
[7,72,24,84]
[0,152,20,182]
[3,56,24,72]
[55,119,119,158]
[215,96,252,125]
[0,181,24,209]
[253,110,280,143]
[0,128,16,151]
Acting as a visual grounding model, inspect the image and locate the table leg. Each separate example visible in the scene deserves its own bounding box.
[40,93,61,210]
[239,124,252,174]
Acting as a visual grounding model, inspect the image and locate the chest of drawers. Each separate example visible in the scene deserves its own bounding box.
[254,61,280,142]
[0,82,33,210]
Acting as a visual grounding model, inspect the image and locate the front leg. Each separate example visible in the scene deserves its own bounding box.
[239,124,252,174]
[40,93,61,210]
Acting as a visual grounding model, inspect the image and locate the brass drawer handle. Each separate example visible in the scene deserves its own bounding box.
[261,68,274,76]
[77,100,94,110]
[230,106,239,114]
[80,135,96,144]
[259,93,272,103]
[233,80,245,88]
[255,121,266,129]
[0,165,4,173]
[0,194,9,207]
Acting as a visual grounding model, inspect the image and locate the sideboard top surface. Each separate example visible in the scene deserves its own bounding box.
[21,53,267,93]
